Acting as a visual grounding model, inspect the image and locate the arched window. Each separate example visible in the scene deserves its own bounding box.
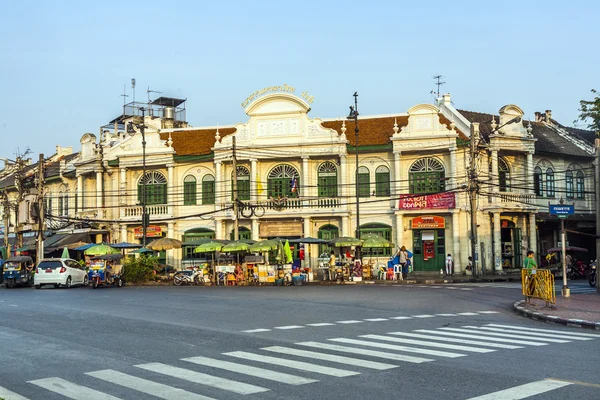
[230,226,251,241]
[409,158,445,194]
[566,171,574,199]
[318,161,338,198]
[232,166,250,201]
[533,167,543,196]
[317,224,339,254]
[375,166,390,197]
[138,171,167,205]
[202,175,215,205]
[58,191,64,216]
[576,171,585,199]
[267,164,300,198]
[183,175,197,205]
[498,158,510,192]
[546,168,555,198]
[360,223,393,256]
[357,166,370,198]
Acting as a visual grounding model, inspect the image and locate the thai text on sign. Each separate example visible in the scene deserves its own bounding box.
[134,225,162,238]
[399,192,455,210]
[411,216,446,229]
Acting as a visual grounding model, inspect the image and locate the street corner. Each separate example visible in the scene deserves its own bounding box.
[514,299,600,330]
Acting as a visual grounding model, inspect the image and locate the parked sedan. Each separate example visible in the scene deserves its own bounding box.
[34,258,88,289]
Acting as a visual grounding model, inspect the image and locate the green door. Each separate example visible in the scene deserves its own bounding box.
[514,228,522,269]
[412,229,445,271]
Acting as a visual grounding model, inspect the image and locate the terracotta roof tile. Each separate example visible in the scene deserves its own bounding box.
[321,116,409,146]
[160,128,236,156]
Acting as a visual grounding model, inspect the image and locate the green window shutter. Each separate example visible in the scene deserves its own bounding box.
[202,180,215,205]
[375,172,390,197]
[184,181,197,205]
[358,173,370,198]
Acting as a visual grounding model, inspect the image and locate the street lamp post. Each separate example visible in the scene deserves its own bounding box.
[348,92,361,260]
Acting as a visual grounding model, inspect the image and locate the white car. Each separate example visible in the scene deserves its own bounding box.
[34,258,89,289]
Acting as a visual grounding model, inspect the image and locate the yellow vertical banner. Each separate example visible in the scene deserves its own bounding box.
[256,174,264,195]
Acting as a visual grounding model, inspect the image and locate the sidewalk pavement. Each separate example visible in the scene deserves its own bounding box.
[514,294,600,330]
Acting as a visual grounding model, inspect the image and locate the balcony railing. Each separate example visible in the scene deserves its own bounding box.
[123,204,169,217]
[489,192,535,206]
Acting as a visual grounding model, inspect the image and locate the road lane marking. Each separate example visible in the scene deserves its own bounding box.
[29,377,123,400]
[360,334,495,353]
[182,356,316,385]
[364,318,389,322]
[412,315,435,318]
[390,316,412,320]
[456,312,479,316]
[465,378,571,399]
[328,338,466,358]
[242,328,271,333]
[477,311,500,314]
[262,346,397,370]
[336,320,363,324]
[295,341,433,363]
[455,326,571,343]
[388,332,523,349]
[306,323,336,327]
[415,329,547,346]
[435,313,457,316]
[86,370,213,400]
[486,324,600,338]
[274,325,304,330]
[472,326,592,340]
[223,351,359,377]
[135,362,268,395]
[0,386,31,400]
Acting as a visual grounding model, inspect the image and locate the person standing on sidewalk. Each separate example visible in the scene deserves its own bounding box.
[445,254,453,275]
[398,246,408,280]
[524,250,538,298]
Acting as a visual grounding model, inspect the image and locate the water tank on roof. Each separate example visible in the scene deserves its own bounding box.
[163,106,175,119]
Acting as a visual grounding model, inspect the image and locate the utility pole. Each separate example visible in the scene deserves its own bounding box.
[232,136,239,241]
[2,190,10,259]
[140,108,148,248]
[596,134,600,294]
[469,122,480,276]
[36,154,45,264]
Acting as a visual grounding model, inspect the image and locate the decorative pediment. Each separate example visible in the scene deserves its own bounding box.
[245,93,311,116]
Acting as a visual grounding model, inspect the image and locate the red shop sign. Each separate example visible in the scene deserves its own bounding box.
[399,192,455,210]
[411,216,446,229]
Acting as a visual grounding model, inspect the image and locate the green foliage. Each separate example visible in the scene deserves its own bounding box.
[575,89,600,132]
[122,255,158,283]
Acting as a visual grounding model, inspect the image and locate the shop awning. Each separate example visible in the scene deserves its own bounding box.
[45,232,92,253]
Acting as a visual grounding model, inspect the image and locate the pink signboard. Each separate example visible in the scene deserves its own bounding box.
[399,192,455,210]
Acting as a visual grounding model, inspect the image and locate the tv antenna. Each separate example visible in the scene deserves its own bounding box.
[147,86,161,103]
[131,78,136,103]
[119,84,129,106]
[430,74,446,99]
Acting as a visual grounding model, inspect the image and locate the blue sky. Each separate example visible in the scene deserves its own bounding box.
[1,0,598,159]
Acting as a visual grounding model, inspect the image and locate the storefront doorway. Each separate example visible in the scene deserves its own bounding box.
[411,216,446,272]
[500,219,522,269]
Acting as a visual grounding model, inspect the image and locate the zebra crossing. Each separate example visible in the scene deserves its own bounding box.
[2,323,598,400]
[446,281,597,294]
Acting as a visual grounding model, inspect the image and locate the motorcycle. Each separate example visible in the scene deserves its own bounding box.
[173,266,204,286]
[589,260,597,287]
[567,261,587,280]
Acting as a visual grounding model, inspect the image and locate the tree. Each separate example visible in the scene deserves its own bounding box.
[575,89,600,132]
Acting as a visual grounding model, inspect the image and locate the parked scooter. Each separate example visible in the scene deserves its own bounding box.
[589,260,597,287]
[173,266,203,286]
[567,261,587,280]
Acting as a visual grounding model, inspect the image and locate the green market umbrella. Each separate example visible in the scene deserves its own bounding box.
[275,240,285,263]
[329,236,364,247]
[284,240,293,264]
[61,246,70,259]
[221,241,250,253]
[249,240,278,253]
[84,244,120,256]
[194,241,224,253]
[361,236,394,249]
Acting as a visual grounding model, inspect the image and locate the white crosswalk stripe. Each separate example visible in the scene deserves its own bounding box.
[439,327,570,343]
[306,322,336,326]
[262,346,397,370]
[86,369,214,400]
[295,341,434,363]
[182,356,317,385]
[28,377,123,400]
[328,337,466,358]
[415,329,548,346]
[487,324,600,338]
[471,326,593,340]
[223,351,360,377]
[450,326,570,343]
[135,362,269,394]
[360,334,495,353]
[0,386,31,400]
[465,378,572,399]
[387,331,523,349]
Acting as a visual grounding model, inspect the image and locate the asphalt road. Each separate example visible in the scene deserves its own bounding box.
[0,281,599,400]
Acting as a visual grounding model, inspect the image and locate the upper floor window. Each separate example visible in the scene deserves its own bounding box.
[566,171,574,199]
[375,166,390,197]
[546,168,555,198]
[498,157,511,192]
[138,171,167,205]
[232,166,250,201]
[202,175,215,205]
[357,166,370,198]
[409,158,445,194]
[576,171,585,199]
[533,167,543,196]
[183,175,197,205]
[268,164,299,198]
[318,161,338,198]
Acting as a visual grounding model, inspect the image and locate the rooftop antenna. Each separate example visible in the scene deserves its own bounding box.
[147,86,162,116]
[430,74,446,102]
[131,78,136,104]
[119,84,129,110]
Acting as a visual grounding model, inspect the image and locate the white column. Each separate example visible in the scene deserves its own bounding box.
[452,211,460,273]
[215,161,222,208]
[339,155,347,200]
[302,156,309,198]
[119,168,127,205]
[167,222,177,267]
[393,151,401,195]
[251,218,259,240]
[341,216,349,237]
[95,171,103,208]
[395,212,404,250]
[303,217,311,269]
[121,225,128,243]
[167,163,174,216]
[215,218,223,240]
[493,212,502,272]
[77,174,83,211]
[449,147,457,191]
[526,152,534,194]
[529,212,537,257]
[250,159,257,203]
[491,149,499,199]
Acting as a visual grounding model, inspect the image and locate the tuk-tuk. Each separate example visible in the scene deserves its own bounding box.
[88,254,124,289]
[3,256,34,288]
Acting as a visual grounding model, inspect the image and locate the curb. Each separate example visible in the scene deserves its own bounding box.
[513,300,600,330]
